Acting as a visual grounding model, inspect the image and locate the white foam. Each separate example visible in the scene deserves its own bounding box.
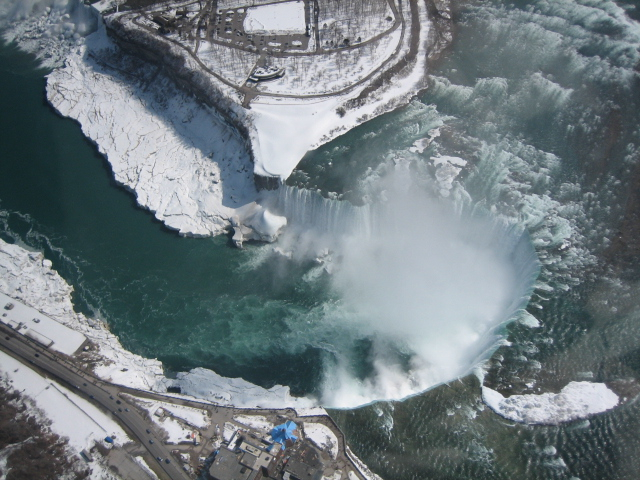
[281,165,540,407]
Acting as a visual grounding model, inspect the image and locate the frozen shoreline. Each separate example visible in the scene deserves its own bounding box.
[104,0,434,182]
[0,0,450,412]
[0,238,317,409]
[46,23,259,238]
[0,239,390,480]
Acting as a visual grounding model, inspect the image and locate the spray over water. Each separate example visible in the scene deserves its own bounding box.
[267,161,539,407]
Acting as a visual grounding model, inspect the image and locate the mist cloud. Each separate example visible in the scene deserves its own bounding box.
[269,164,537,407]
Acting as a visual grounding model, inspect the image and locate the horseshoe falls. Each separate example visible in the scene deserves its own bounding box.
[263,177,540,407]
[2,0,640,479]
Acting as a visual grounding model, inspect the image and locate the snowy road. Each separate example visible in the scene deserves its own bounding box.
[0,323,190,480]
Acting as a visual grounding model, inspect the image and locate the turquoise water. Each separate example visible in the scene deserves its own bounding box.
[0,41,329,394]
[3,0,640,478]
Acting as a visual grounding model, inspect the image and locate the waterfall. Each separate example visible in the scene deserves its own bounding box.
[269,185,372,238]
[264,182,541,406]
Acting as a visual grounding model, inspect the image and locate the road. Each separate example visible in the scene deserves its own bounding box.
[0,324,191,480]
[0,321,370,480]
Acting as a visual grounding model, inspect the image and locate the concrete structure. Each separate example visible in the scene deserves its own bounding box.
[209,448,254,480]
[210,433,281,480]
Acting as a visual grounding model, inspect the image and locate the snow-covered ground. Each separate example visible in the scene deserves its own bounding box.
[303,423,338,459]
[247,0,430,179]
[171,367,315,408]
[0,240,166,391]
[254,28,402,96]
[46,31,257,237]
[482,382,619,424]
[4,0,433,238]
[160,403,211,429]
[223,422,239,442]
[131,396,210,439]
[0,351,128,479]
[233,414,274,433]
[243,1,306,34]
[0,351,130,449]
[157,415,194,445]
[104,0,431,182]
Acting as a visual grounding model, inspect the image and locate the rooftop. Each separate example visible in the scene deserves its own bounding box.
[0,292,87,355]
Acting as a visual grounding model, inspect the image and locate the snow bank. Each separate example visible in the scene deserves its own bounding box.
[158,416,194,444]
[482,382,619,424]
[249,97,344,179]
[0,239,166,391]
[161,403,211,429]
[46,27,257,237]
[233,414,274,433]
[245,0,432,180]
[133,456,159,479]
[0,291,86,355]
[171,367,315,409]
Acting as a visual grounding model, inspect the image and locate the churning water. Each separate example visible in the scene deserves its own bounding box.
[3,0,640,478]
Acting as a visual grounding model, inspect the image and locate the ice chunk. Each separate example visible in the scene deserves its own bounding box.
[482,381,619,424]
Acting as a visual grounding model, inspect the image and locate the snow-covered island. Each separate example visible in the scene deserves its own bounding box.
[103,0,433,181]
[36,0,453,242]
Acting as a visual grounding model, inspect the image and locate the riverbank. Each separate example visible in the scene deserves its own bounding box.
[0,237,385,479]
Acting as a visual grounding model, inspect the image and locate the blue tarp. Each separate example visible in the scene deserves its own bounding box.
[104,436,114,444]
[270,420,298,448]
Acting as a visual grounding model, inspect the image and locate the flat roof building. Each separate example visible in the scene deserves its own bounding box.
[209,448,254,480]
[283,443,324,480]
[1,293,87,355]
[210,436,278,480]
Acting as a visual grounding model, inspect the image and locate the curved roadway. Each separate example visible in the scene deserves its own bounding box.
[123,0,410,102]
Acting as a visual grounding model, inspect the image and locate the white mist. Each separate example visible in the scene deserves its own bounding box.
[268,164,537,408]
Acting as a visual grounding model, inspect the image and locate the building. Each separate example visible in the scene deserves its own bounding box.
[209,420,325,480]
[282,443,324,480]
[209,436,279,480]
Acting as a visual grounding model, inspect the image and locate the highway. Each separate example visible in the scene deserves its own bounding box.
[0,324,191,480]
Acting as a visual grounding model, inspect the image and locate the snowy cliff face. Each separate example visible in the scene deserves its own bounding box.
[4,0,451,241]
[0,0,98,69]
[46,25,259,237]
[0,239,315,407]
